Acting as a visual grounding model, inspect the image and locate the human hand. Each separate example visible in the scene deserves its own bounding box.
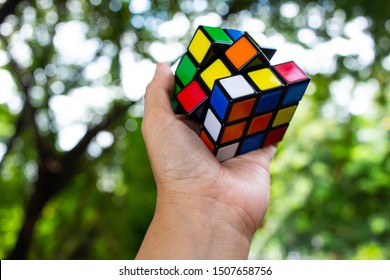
[136,63,276,259]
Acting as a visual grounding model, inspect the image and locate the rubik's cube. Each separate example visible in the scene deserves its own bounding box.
[171,26,310,161]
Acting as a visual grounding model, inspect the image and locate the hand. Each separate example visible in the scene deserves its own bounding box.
[136,63,276,259]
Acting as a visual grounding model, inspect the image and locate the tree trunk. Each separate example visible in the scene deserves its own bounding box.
[7,187,52,259]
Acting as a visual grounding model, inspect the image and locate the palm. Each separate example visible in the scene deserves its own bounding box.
[219,151,273,228]
[148,115,275,230]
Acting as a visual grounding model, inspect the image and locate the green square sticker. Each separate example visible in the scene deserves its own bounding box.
[174,83,181,95]
[203,26,233,44]
[171,98,179,111]
[176,54,197,86]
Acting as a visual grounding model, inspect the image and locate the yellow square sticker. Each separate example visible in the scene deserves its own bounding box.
[272,105,297,127]
[200,59,231,90]
[188,30,211,65]
[248,68,282,91]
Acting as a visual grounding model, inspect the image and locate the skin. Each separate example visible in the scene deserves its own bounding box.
[136,63,276,259]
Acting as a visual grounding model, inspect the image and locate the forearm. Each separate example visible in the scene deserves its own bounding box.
[136,193,254,260]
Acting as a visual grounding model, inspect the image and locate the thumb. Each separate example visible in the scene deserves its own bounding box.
[144,63,175,121]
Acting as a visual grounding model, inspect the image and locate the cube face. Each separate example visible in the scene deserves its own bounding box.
[172,25,311,161]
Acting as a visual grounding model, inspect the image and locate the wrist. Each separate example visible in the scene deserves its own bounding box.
[136,190,256,259]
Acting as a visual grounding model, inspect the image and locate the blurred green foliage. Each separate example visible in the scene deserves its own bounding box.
[0,0,389,259]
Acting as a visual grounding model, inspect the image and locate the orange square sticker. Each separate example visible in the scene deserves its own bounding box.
[200,130,215,153]
[228,98,256,122]
[225,36,258,70]
[221,121,246,144]
[247,113,273,135]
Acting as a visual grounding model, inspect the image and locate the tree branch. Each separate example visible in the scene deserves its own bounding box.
[0,35,52,161]
[62,100,134,166]
[0,0,26,24]
[0,103,27,171]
